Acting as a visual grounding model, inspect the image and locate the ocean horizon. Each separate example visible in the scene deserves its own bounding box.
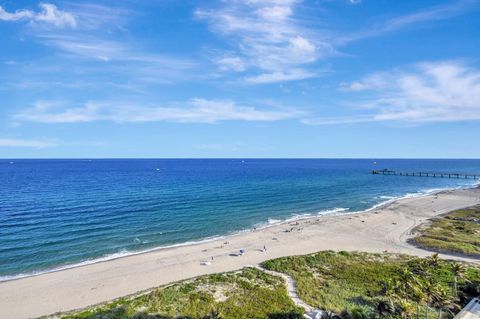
[1,158,480,281]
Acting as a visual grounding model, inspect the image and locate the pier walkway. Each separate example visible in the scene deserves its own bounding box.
[372,169,480,180]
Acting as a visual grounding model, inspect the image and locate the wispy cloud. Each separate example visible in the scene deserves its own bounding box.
[1,3,198,87]
[15,99,303,124]
[0,138,57,148]
[196,0,331,83]
[0,3,76,28]
[0,2,131,30]
[196,0,474,84]
[308,61,480,125]
[216,56,247,72]
[369,61,480,123]
[39,34,197,71]
[40,35,125,61]
[62,2,131,31]
[245,68,316,84]
[337,0,473,44]
[301,115,372,126]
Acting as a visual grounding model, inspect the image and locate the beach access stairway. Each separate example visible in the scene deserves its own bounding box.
[372,169,480,180]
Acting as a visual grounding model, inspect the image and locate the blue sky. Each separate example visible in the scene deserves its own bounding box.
[0,0,479,158]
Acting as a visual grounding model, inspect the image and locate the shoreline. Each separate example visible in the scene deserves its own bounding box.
[1,186,480,318]
[0,207,350,283]
[2,183,476,283]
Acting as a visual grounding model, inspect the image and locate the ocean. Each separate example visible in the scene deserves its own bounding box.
[1,158,479,280]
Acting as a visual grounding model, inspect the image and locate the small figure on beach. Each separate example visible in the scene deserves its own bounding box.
[263,245,267,252]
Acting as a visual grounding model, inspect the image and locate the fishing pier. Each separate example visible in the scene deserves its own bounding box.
[372,169,480,180]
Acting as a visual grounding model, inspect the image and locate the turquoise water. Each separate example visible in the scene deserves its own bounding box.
[1,159,479,280]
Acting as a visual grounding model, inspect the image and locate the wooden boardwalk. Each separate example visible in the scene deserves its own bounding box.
[372,169,480,180]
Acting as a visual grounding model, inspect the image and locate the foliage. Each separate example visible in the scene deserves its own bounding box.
[56,267,302,319]
[51,250,480,319]
[262,251,480,319]
[412,206,480,256]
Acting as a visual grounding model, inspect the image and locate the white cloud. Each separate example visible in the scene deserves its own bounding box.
[289,36,316,61]
[34,35,198,83]
[41,36,124,61]
[63,3,130,31]
[302,115,372,125]
[216,56,247,72]
[0,6,34,21]
[326,61,480,125]
[1,3,197,87]
[340,73,390,91]
[196,0,326,83]
[35,3,76,28]
[383,2,467,32]
[15,99,302,124]
[40,35,195,65]
[0,3,76,28]
[0,138,57,148]
[245,69,315,84]
[338,1,471,44]
[255,5,292,20]
[196,0,470,84]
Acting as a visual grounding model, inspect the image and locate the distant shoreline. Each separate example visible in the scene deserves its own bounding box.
[1,186,480,318]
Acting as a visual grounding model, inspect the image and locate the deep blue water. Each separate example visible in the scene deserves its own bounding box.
[1,159,479,279]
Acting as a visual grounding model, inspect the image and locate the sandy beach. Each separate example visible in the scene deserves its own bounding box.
[1,187,480,319]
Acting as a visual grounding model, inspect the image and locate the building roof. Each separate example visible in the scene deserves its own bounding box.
[454,298,480,319]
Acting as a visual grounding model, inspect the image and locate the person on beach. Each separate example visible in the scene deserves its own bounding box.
[263,245,267,252]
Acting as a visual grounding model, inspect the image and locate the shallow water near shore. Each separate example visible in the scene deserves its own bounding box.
[1,158,479,280]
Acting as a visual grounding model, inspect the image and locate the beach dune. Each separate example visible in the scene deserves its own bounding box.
[1,187,479,318]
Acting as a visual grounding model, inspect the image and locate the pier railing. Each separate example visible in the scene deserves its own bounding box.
[372,169,480,180]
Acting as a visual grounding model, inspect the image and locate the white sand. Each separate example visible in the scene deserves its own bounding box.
[1,187,479,319]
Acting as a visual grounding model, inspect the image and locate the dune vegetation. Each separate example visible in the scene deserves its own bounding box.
[53,251,480,319]
[263,251,480,319]
[55,267,303,319]
[412,206,480,256]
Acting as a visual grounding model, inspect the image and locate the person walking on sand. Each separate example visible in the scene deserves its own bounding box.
[263,245,267,252]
